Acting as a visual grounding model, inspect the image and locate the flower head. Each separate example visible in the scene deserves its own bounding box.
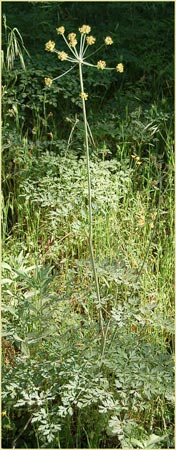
[135,156,142,165]
[131,154,142,165]
[97,60,106,70]
[105,36,113,45]
[45,40,55,52]
[86,36,96,45]
[69,39,77,47]
[56,26,65,35]
[79,25,91,34]
[44,77,52,87]
[80,92,88,100]
[67,32,77,47]
[58,51,68,61]
[116,63,124,73]
[68,33,77,41]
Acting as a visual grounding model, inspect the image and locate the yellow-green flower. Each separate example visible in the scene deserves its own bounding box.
[69,38,77,47]
[56,26,65,35]
[131,153,142,164]
[104,36,113,45]
[80,92,88,100]
[86,36,96,45]
[58,51,68,61]
[45,40,55,52]
[2,411,7,417]
[97,60,106,70]
[68,33,77,41]
[116,63,124,73]
[79,25,91,34]
[44,77,52,87]
[135,156,142,165]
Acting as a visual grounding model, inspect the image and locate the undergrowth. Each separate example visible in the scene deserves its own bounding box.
[2,147,174,448]
[1,4,174,449]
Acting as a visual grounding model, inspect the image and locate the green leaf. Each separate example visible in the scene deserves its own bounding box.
[145,434,167,448]
[1,278,13,285]
[1,262,12,271]
[1,304,18,317]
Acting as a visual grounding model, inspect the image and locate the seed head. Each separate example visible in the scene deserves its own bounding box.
[45,41,55,52]
[97,60,106,70]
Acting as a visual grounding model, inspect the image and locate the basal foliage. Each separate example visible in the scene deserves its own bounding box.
[2,151,174,448]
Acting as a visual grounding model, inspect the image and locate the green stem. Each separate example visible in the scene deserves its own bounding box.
[83,43,105,60]
[62,33,77,58]
[78,61,104,340]
[100,318,111,366]
[52,63,77,81]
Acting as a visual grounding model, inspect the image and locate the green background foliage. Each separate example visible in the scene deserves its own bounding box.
[2,1,174,143]
[2,2,174,448]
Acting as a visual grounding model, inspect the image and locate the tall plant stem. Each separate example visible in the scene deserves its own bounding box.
[78,61,104,340]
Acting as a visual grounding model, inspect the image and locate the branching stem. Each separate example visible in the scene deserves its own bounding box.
[78,61,104,340]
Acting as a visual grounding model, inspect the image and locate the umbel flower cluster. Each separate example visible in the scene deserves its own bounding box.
[44,26,124,338]
[44,24,124,97]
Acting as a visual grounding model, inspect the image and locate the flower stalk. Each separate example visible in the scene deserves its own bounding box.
[78,61,105,339]
[44,24,124,344]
